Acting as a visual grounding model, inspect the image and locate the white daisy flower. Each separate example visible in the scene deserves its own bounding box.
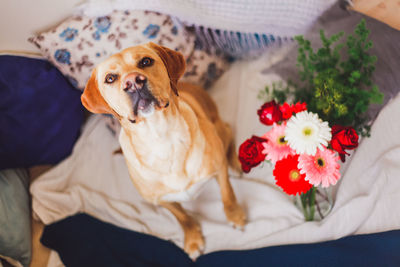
[285,111,331,155]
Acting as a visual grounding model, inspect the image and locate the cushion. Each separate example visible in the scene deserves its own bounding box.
[79,0,338,58]
[183,43,233,89]
[0,169,31,267]
[0,55,84,170]
[29,10,233,91]
[29,10,196,90]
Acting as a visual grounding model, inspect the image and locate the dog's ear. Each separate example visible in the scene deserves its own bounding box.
[148,42,186,96]
[81,68,117,116]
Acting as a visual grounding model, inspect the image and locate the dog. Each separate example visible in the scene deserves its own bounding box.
[81,42,246,258]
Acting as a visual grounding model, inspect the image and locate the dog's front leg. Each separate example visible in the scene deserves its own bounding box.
[161,202,204,259]
[217,160,246,229]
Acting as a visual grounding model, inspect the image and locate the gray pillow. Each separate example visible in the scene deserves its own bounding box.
[262,2,400,121]
[0,169,31,267]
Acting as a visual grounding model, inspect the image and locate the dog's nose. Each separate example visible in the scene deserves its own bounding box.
[124,73,147,91]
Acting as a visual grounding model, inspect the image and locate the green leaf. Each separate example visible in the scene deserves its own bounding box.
[273,19,383,137]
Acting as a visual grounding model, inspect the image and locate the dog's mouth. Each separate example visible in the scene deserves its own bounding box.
[127,84,160,120]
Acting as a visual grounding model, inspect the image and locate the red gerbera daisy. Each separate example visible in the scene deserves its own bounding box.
[273,155,313,195]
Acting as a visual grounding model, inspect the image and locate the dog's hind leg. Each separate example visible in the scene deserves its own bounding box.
[216,161,246,229]
[161,202,204,259]
[214,121,242,175]
[227,138,242,175]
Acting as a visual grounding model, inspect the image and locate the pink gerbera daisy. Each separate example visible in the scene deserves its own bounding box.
[262,123,295,163]
[298,147,341,187]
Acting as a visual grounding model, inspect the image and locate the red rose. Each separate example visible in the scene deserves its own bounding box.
[291,102,307,113]
[279,103,293,120]
[238,136,267,173]
[257,100,282,125]
[330,125,359,162]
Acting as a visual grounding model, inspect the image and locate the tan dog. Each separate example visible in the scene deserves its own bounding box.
[81,42,245,258]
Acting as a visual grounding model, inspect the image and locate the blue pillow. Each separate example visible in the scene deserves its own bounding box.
[0,55,84,169]
[0,169,31,267]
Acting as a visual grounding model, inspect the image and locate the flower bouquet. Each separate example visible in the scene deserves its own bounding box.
[239,20,382,221]
[239,101,359,220]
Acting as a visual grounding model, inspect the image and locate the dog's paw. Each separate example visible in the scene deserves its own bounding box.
[224,203,246,230]
[184,225,205,260]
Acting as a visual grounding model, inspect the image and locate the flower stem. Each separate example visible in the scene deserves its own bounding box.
[300,192,309,220]
[308,186,317,221]
[300,186,317,221]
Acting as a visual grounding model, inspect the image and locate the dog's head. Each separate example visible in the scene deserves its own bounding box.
[81,42,186,123]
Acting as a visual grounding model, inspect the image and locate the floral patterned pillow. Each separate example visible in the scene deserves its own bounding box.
[184,45,233,89]
[29,10,233,136]
[29,10,196,90]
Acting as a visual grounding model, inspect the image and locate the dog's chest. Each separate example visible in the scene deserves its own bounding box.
[119,116,208,192]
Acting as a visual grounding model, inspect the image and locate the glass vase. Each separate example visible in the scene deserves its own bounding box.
[294,186,333,221]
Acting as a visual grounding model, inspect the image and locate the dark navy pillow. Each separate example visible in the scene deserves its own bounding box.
[0,55,84,169]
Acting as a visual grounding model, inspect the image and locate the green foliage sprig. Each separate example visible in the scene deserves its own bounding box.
[261,19,383,136]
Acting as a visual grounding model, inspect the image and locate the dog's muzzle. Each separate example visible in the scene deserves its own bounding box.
[123,73,159,117]
[124,73,147,92]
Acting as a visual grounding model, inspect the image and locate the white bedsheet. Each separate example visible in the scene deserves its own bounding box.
[31,47,400,266]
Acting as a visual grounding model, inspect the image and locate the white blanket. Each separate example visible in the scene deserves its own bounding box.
[31,47,400,266]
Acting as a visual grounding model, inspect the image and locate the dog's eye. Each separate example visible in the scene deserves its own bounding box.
[105,73,118,84]
[138,57,154,68]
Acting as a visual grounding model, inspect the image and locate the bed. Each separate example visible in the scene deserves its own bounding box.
[1,1,400,266]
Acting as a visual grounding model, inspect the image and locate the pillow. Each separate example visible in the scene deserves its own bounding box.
[29,10,196,90]
[79,0,338,58]
[0,55,84,170]
[183,41,233,89]
[0,168,31,267]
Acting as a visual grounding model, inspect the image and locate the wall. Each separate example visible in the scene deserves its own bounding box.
[0,0,83,53]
